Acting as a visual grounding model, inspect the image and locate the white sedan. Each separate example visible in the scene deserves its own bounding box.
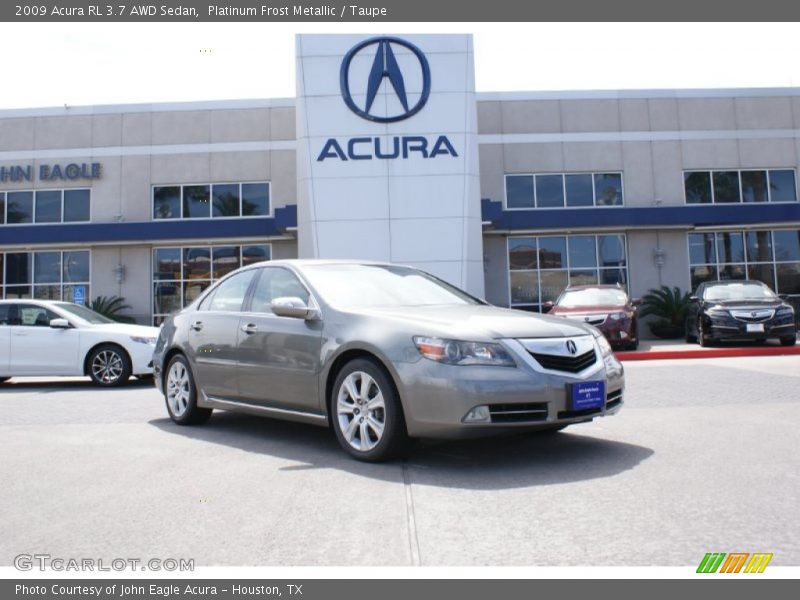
[0,299,158,386]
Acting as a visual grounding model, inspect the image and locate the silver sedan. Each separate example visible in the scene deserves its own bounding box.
[152,260,624,461]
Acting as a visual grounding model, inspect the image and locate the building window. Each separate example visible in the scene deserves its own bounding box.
[504,173,623,209]
[0,189,90,224]
[152,243,271,325]
[508,234,628,312]
[684,169,797,204]
[0,249,90,301]
[153,182,271,220]
[688,229,800,295]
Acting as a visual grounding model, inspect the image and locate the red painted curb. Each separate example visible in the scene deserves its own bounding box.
[616,345,800,361]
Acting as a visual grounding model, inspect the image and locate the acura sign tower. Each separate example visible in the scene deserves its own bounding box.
[296,34,485,296]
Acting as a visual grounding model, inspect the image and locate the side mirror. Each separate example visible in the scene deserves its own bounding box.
[778,293,789,301]
[543,301,555,310]
[49,318,70,329]
[631,298,643,307]
[689,296,700,303]
[270,297,316,320]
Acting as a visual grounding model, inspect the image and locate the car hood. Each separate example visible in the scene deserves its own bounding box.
[550,305,627,314]
[357,304,594,339]
[705,299,784,309]
[84,323,160,337]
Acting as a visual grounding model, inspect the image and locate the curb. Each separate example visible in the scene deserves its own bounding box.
[615,345,800,361]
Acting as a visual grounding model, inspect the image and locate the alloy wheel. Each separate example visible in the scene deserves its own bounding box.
[336,371,386,452]
[91,350,124,384]
[166,360,191,418]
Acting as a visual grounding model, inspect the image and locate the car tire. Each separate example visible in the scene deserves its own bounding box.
[88,344,132,387]
[331,358,408,462]
[164,354,212,425]
[780,335,797,347]
[697,319,712,348]
[531,424,568,434]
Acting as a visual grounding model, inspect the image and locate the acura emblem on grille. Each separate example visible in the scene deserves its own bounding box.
[751,311,757,317]
[566,340,577,355]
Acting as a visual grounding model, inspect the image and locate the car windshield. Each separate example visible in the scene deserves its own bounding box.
[55,303,115,324]
[301,264,482,309]
[557,288,628,307]
[703,283,776,302]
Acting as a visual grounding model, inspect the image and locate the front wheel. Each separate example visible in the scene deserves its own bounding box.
[780,335,797,347]
[88,345,132,387]
[698,319,712,347]
[331,358,408,462]
[164,355,212,425]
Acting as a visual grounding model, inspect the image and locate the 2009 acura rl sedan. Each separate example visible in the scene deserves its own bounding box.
[153,260,624,461]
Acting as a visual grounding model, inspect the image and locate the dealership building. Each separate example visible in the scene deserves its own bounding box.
[1,34,799,328]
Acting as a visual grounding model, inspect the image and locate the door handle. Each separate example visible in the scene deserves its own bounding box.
[241,323,258,334]
[191,321,203,331]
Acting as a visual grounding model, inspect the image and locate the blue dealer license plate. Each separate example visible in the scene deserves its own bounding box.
[570,380,606,411]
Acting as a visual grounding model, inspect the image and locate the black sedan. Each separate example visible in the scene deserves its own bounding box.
[685,280,796,347]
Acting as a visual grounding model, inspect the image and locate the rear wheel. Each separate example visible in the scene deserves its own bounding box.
[164,355,212,425]
[331,358,408,462]
[780,335,797,347]
[88,345,131,387]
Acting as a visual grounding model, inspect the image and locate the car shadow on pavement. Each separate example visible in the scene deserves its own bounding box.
[0,377,154,393]
[150,412,653,489]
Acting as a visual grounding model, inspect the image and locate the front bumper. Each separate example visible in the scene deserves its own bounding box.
[130,344,157,375]
[705,313,796,340]
[394,338,624,439]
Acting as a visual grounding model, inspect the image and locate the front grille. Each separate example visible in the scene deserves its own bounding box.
[606,389,623,410]
[566,314,607,326]
[488,403,548,423]
[730,309,775,323]
[529,349,597,373]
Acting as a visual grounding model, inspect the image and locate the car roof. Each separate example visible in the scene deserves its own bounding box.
[0,299,68,306]
[562,284,627,291]
[702,279,765,287]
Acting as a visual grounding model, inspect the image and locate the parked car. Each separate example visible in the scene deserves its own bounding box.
[685,280,797,347]
[152,260,625,462]
[0,300,158,386]
[545,284,641,350]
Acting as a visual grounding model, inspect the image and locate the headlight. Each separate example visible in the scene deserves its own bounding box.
[608,312,627,321]
[589,328,613,357]
[130,336,157,345]
[777,305,795,317]
[706,305,728,317]
[413,336,516,367]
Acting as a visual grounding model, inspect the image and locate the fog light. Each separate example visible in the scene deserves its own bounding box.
[463,405,491,423]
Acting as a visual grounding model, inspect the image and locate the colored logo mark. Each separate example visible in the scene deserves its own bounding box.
[340,37,431,123]
[696,552,773,573]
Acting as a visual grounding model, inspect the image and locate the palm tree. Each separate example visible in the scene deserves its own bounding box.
[88,295,135,323]
[639,285,691,339]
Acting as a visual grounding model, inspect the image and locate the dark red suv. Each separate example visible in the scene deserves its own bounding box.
[546,285,641,350]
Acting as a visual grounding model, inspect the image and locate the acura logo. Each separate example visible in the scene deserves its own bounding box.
[751,311,758,317]
[566,340,577,355]
[340,37,431,123]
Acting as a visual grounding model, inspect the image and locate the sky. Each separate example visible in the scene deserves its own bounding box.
[1,22,799,109]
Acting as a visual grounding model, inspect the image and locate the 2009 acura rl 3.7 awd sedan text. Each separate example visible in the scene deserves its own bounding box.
[153,261,624,461]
